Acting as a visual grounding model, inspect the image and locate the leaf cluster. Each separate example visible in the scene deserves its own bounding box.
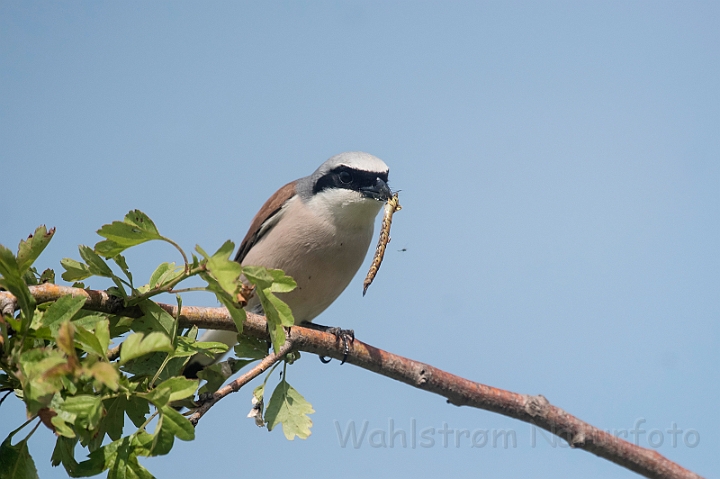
[0,211,313,479]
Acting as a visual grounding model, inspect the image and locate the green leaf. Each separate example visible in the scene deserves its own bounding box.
[130,430,154,458]
[55,321,78,360]
[241,265,274,286]
[234,335,268,360]
[0,244,36,328]
[124,210,161,235]
[204,241,242,296]
[242,267,297,293]
[89,362,120,390]
[70,312,106,330]
[73,454,105,477]
[140,386,171,408]
[242,266,295,352]
[50,415,76,439]
[39,268,55,284]
[73,438,117,477]
[266,320,287,354]
[113,255,133,285]
[131,427,173,459]
[98,210,162,242]
[267,268,297,293]
[22,267,39,286]
[284,350,301,365]
[193,244,210,259]
[93,240,125,258]
[115,449,155,479]
[51,437,79,475]
[59,376,78,395]
[60,258,92,282]
[265,379,314,440]
[61,394,101,414]
[0,244,19,279]
[160,406,195,441]
[18,349,67,411]
[0,425,39,479]
[254,288,293,353]
[212,239,235,259]
[197,358,253,395]
[264,290,295,327]
[122,353,173,379]
[16,225,55,274]
[75,435,152,479]
[131,301,175,337]
[119,332,173,364]
[123,458,155,478]
[147,262,181,289]
[125,397,150,428]
[62,395,104,430]
[94,319,111,353]
[78,245,114,277]
[148,420,174,457]
[40,295,87,332]
[173,337,228,358]
[154,377,198,402]
[73,325,105,356]
[216,295,246,335]
[103,396,127,441]
[95,210,162,258]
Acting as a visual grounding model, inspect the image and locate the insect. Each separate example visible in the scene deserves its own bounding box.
[363,192,402,296]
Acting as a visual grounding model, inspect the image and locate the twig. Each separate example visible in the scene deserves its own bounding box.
[160,236,190,273]
[0,390,12,408]
[0,284,705,479]
[188,338,294,426]
[107,344,121,361]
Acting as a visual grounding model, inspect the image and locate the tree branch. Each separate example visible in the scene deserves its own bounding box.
[187,338,294,426]
[0,284,704,479]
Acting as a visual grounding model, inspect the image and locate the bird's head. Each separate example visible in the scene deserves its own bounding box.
[299,152,392,224]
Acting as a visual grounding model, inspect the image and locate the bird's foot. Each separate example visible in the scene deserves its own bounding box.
[196,392,214,405]
[324,327,355,365]
[301,322,355,365]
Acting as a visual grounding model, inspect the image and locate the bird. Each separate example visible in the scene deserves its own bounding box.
[184,151,391,378]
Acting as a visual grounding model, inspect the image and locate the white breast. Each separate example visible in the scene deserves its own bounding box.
[242,191,383,324]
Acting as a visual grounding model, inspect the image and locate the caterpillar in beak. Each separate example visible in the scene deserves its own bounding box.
[363,192,401,296]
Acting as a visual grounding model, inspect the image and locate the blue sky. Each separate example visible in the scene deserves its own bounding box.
[1,2,718,478]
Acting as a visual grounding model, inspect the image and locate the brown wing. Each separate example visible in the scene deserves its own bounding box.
[234,180,297,263]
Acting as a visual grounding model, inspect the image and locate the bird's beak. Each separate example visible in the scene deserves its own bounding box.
[360,177,392,202]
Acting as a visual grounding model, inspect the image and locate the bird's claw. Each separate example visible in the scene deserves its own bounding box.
[324,327,354,365]
[300,321,355,365]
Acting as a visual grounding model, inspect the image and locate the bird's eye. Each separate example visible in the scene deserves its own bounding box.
[338,171,353,184]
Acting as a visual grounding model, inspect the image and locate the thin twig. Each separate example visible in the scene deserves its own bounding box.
[160,236,190,273]
[0,284,705,479]
[126,264,205,306]
[0,390,12,409]
[107,344,121,361]
[168,287,208,294]
[188,338,294,426]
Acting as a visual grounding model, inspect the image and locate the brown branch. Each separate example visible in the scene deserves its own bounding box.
[187,338,294,426]
[107,344,121,362]
[0,284,704,479]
